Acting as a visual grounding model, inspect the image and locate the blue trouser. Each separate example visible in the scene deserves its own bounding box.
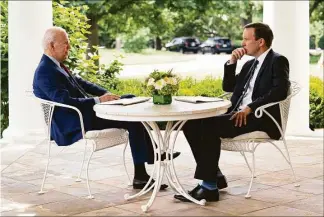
[92,117,155,165]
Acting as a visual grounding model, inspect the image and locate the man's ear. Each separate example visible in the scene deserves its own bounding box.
[259,38,266,47]
[50,41,55,50]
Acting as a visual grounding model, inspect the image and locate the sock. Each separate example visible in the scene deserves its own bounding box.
[134,163,149,180]
[201,180,218,190]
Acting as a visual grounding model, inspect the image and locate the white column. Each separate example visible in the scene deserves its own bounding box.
[2,1,52,143]
[263,1,317,137]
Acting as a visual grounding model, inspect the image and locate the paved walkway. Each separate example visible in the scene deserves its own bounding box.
[1,133,323,216]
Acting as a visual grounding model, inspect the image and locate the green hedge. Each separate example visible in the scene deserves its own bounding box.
[310,76,324,129]
[112,76,324,129]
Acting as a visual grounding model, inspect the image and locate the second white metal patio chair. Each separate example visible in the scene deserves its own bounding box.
[220,81,301,198]
[34,96,131,199]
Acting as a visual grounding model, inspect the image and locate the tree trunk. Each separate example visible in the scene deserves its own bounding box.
[155,36,162,50]
[87,14,99,65]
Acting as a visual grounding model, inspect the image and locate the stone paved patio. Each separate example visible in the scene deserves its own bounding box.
[1,132,323,216]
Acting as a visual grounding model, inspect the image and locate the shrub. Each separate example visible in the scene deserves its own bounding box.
[178,76,224,97]
[122,28,150,53]
[0,1,8,138]
[310,76,324,129]
[113,79,147,96]
[310,35,316,49]
[318,35,324,49]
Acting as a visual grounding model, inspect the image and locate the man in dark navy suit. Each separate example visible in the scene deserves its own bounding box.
[33,27,179,189]
[175,23,290,202]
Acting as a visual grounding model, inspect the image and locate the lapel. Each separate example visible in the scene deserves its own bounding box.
[42,55,73,84]
[252,49,274,93]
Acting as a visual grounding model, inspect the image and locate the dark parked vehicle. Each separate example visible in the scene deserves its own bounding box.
[165,37,200,54]
[200,37,233,54]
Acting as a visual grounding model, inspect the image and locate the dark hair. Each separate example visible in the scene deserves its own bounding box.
[244,22,274,48]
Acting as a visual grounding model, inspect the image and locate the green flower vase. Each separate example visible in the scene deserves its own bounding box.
[153,94,172,105]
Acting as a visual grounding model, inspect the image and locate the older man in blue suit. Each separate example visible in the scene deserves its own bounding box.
[33,27,179,189]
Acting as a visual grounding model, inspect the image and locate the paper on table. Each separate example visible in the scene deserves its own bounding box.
[100,97,150,106]
[174,96,224,104]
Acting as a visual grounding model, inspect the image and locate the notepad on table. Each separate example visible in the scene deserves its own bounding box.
[174,96,224,104]
[100,97,150,106]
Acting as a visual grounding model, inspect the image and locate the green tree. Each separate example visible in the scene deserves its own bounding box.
[310,0,324,22]
[0,1,8,137]
[53,1,122,90]
[61,0,139,60]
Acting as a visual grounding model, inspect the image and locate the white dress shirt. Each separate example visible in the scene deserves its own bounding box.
[239,48,272,110]
[44,54,100,103]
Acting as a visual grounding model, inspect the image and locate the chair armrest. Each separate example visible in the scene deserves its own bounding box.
[218,92,232,99]
[254,101,281,118]
[35,97,86,139]
[254,98,290,140]
[254,96,292,119]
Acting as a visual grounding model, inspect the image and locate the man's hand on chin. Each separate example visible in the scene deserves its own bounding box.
[230,106,252,127]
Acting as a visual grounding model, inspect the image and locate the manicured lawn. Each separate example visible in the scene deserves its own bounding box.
[99,48,196,65]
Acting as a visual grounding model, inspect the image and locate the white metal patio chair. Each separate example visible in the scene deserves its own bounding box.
[220,81,301,198]
[34,96,131,199]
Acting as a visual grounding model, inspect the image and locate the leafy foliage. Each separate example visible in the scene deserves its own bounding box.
[309,76,324,129]
[53,1,123,91]
[318,35,324,49]
[0,1,8,137]
[122,28,150,53]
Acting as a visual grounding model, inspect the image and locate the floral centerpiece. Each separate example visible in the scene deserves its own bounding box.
[145,69,180,105]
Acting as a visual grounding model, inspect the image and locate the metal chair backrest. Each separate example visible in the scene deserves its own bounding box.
[33,96,55,139]
[279,81,301,135]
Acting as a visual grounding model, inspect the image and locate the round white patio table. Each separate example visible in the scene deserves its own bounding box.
[93,96,231,212]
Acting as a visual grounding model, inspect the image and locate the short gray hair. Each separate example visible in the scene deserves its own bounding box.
[42,26,67,50]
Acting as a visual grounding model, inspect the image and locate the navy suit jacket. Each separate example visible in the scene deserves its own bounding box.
[33,55,107,146]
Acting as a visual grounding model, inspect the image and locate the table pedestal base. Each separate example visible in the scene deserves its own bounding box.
[124,120,206,212]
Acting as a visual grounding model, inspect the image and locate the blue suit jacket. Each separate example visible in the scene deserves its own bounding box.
[33,55,107,146]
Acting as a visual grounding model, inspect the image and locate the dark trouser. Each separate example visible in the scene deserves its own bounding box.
[182,113,268,182]
[92,117,155,165]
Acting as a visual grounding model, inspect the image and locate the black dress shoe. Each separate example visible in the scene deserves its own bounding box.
[160,151,181,161]
[133,178,168,190]
[217,167,228,190]
[174,184,219,202]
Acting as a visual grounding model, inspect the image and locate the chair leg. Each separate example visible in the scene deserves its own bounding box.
[245,151,256,199]
[240,151,252,173]
[38,140,52,194]
[282,139,300,187]
[85,141,95,199]
[76,140,87,182]
[122,141,132,186]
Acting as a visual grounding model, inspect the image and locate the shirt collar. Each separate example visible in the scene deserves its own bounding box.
[256,48,271,66]
[45,54,61,68]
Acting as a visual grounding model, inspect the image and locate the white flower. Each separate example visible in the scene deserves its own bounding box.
[170,77,178,85]
[154,79,166,90]
[163,77,171,84]
[147,78,155,86]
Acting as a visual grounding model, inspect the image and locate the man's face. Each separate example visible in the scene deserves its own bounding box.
[241,28,261,56]
[52,32,70,62]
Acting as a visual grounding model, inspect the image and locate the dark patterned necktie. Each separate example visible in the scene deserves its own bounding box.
[60,63,89,98]
[231,59,259,112]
